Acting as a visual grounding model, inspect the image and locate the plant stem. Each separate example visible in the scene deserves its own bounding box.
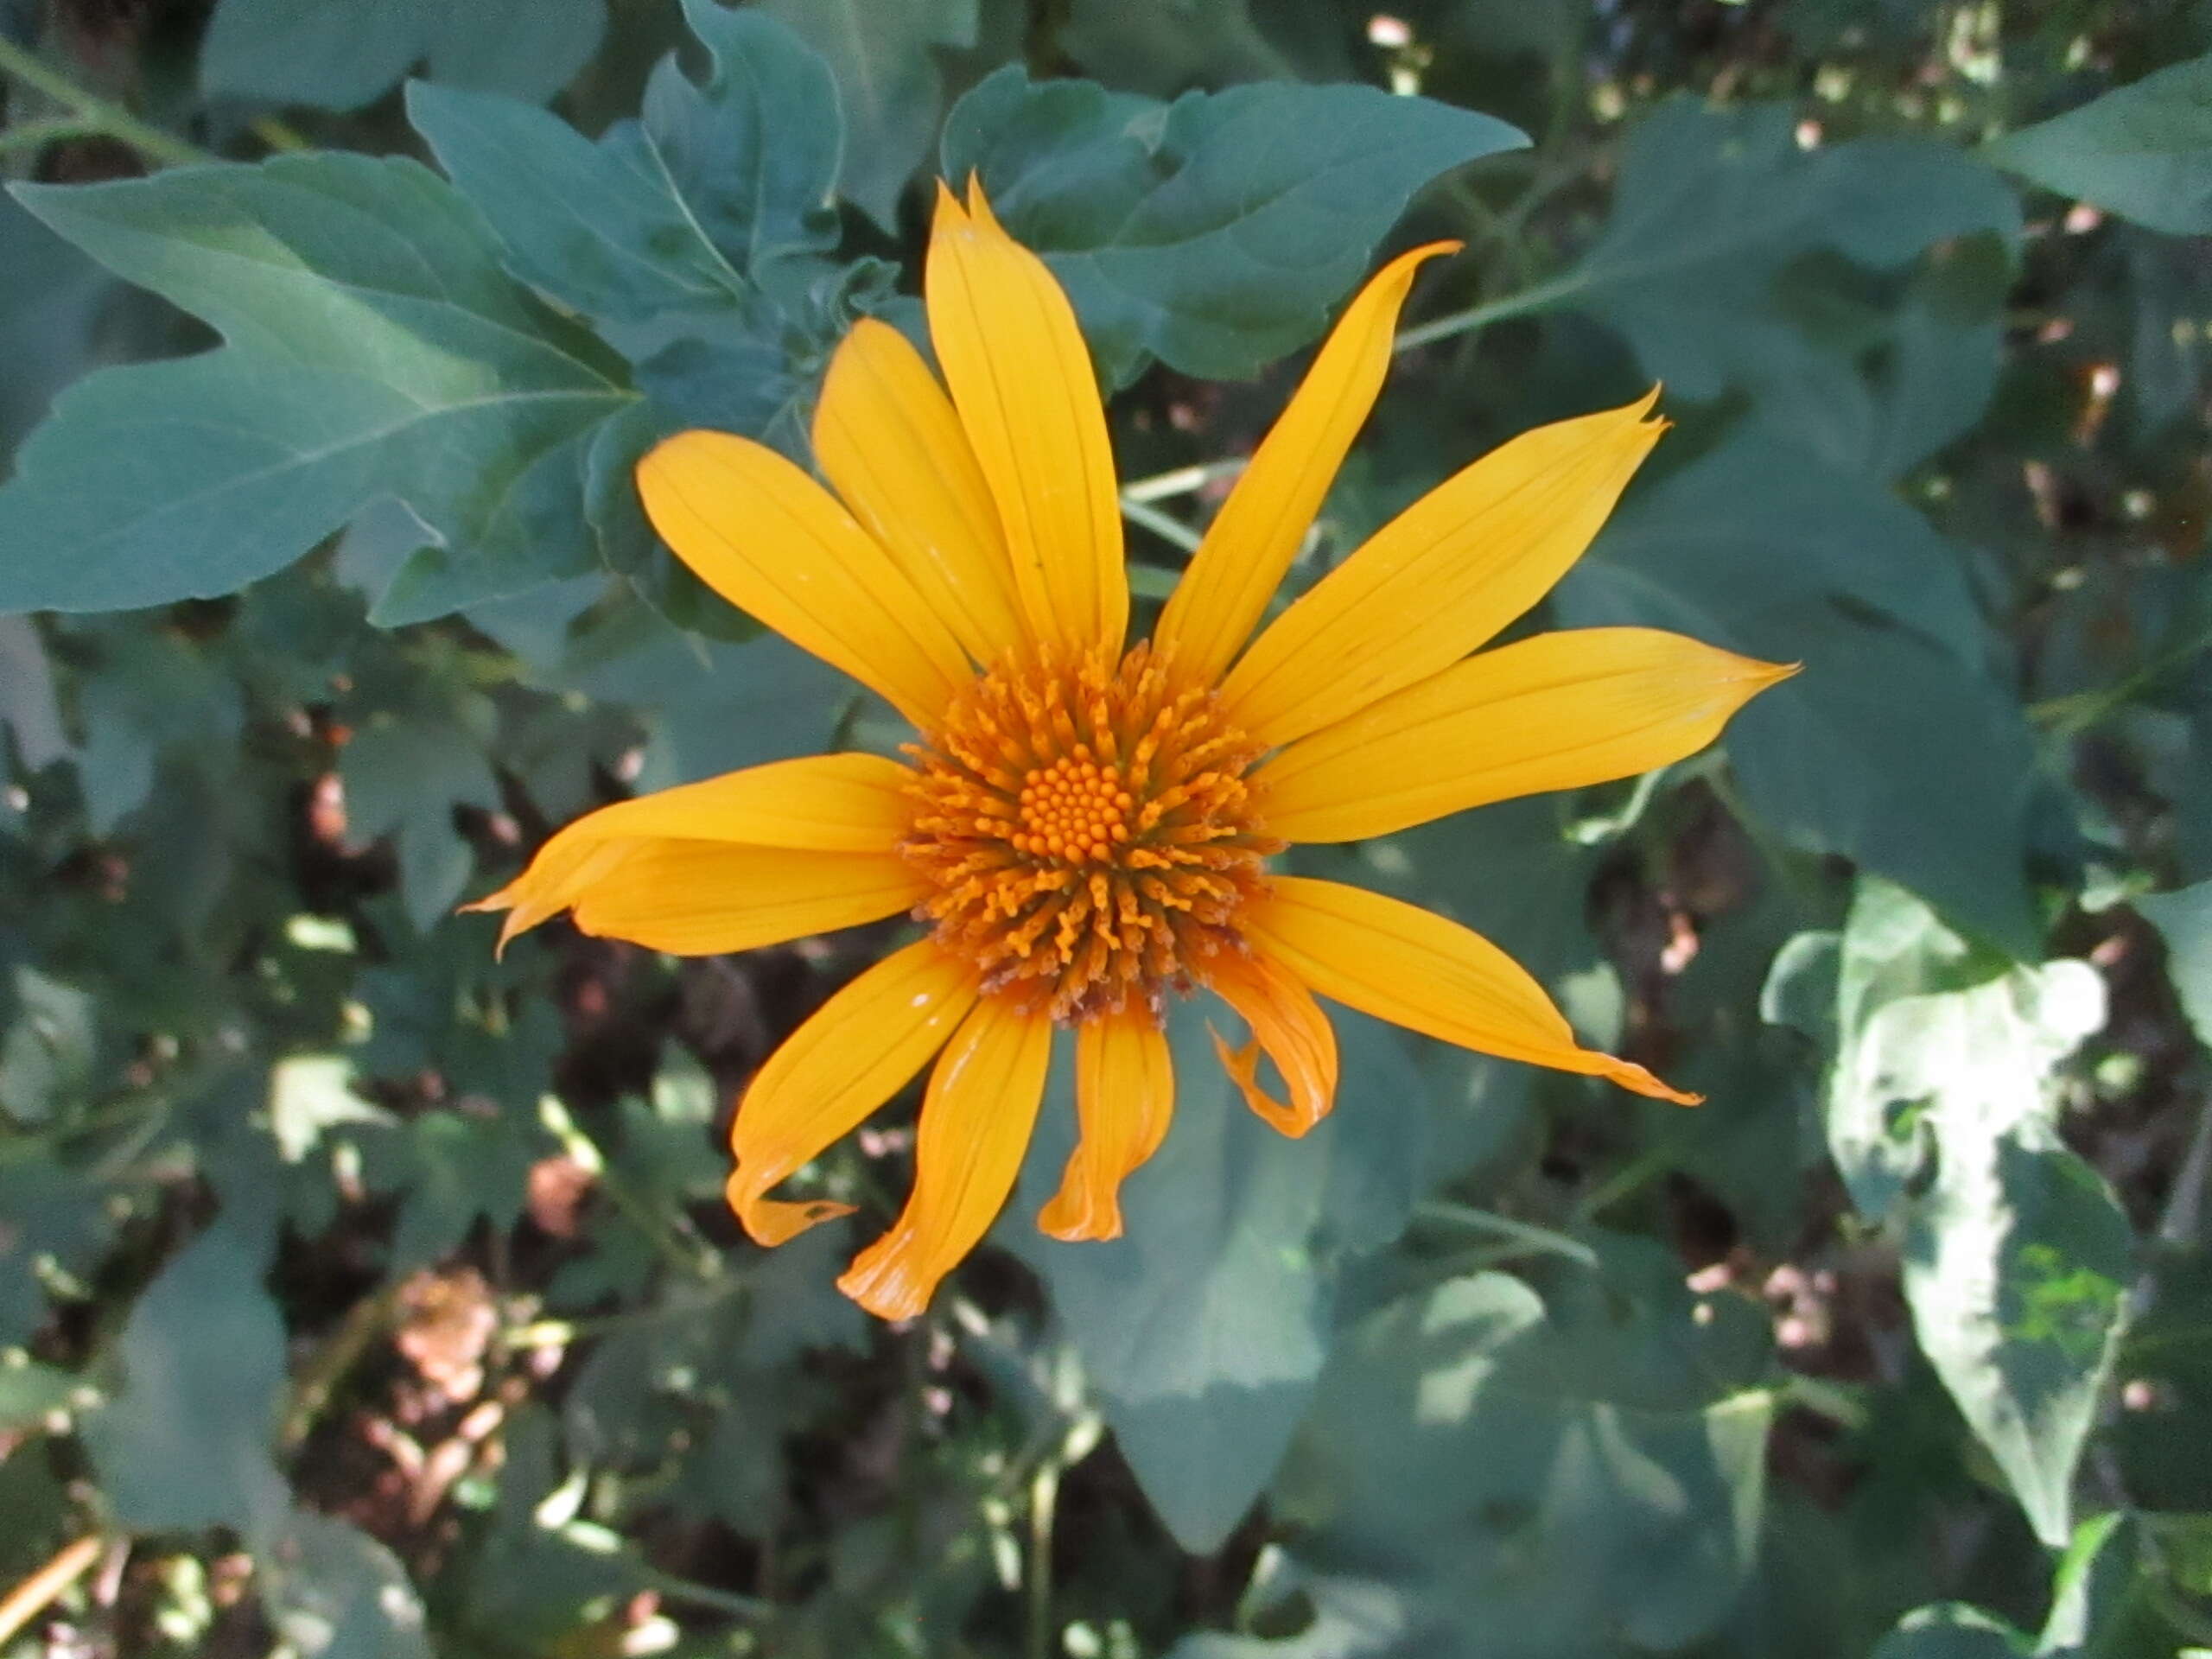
[1025,1459,1060,1659]
[1121,496,1204,556]
[1393,268,1592,353]
[1412,1199,1599,1267]
[0,35,216,169]
[0,1535,105,1647]
[1122,458,1246,504]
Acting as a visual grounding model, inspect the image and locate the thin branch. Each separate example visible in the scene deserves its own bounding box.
[0,33,217,169]
[0,1535,105,1647]
[1120,497,1203,556]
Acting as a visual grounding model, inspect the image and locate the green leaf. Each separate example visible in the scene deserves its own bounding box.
[0,1160,117,1347]
[0,155,632,618]
[407,6,841,327]
[0,965,98,1124]
[390,1107,551,1273]
[1266,1255,1772,1655]
[2135,880,2212,1049]
[404,84,748,325]
[1005,996,1428,1552]
[942,67,1527,383]
[71,626,245,836]
[1059,0,1331,94]
[0,1357,95,1433]
[260,1511,432,1659]
[1557,99,2019,409]
[1986,54,2212,236]
[339,704,501,933]
[1819,880,2126,1548]
[0,617,68,777]
[1873,1605,2033,1659]
[761,0,978,228]
[81,1219,291,1536]
[200,0,606,112]
[1558,433,2040,956]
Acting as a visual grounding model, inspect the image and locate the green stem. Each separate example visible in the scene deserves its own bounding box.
[0,118,84,158]
[1121,496,1204,556]
[1122,458,1246,504]
[1412,1200,1599,1267]
[0,34,216,169]
[1393,268,1592,353]
[1025,1459,1060,1659]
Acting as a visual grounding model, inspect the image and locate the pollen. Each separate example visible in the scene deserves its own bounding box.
[899,642,1282,1022]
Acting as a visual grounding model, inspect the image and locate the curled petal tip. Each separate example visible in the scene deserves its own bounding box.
[836,1250,931,1322]
[1037,1205,1123,1244]
[1605,1057,1701,1106]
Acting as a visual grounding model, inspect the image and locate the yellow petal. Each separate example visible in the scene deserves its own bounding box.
[838,994,1053,1319]
[814,317,1027,668]
[635,429,973,728]
[926,179,1127,656]
[1218,391,1668,747]
[1204,947,1339,1137]
[1243,876,1699,1104]
[566,841,928,955]
[463,754,925,953]
[1261,629,1799,842]
[1154,242,1458,687]
[1039,1006,1174,1242]
[726,940,977,1247]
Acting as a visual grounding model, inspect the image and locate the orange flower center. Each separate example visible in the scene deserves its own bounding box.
[899,643,1281,1022]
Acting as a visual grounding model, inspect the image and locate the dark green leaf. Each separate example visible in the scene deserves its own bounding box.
[200,0,606,112]
[1872,1605,2032,1659]
[1986,54,2212,236]
[1007,997,1427,1552]
[2135,880,2212,1049]
[339,704,501,932]
[762,0,979,228]
[1267,1256,1771,1655]
[0,156,632,618]
[1559,433,2039,956]
[81,1219,290,1535]
[0,1357,94,1432]
[1559,99,2019,409]
[943,67,1527,383]
[0,965,97,1123]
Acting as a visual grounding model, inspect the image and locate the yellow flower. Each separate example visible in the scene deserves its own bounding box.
[469,179,1794,1321]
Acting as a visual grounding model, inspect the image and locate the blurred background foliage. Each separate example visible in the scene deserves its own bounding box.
[1,0,2211,1654]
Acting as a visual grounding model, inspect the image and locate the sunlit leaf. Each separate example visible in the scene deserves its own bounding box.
[0,156,632,619]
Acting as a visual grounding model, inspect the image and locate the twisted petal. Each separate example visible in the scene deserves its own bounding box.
[1205,948,1339,1138]
[1261,629,1798,842]
[1155,242,1458,687]
[1218,391,1667,747]
[1039,1005,1174,1242]
[727,941,978,1247]
[838,995,1053,1319]
[926,179,1128,656]
[1243,877,1699,1103]
[636,429,973,728]
[814,317,1026,668]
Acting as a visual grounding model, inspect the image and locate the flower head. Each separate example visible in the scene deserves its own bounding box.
[469,178,1795,1320]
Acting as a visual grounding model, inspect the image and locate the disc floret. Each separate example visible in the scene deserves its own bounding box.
[899,643,1281,1021]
